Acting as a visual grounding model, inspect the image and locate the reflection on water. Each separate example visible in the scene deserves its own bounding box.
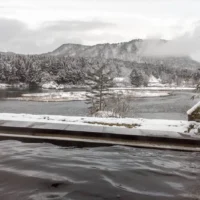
[0,141,199,200]
[0,87,86,99]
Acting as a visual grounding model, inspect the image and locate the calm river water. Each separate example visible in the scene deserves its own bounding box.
[0,88,198,120]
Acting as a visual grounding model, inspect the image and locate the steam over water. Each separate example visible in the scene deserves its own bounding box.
[0,141,200,200]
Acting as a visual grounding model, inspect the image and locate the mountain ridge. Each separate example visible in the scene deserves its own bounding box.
[47,39,200,70]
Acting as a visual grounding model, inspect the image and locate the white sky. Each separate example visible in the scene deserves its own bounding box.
[0,0,200,54]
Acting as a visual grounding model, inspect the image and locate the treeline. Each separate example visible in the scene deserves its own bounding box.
[0,53,133,86]
[0,54,89,86]
[130,63,200,86]
[0,53,199,87]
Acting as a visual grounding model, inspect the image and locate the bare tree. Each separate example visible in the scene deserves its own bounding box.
[105,94,132,117]
[191,83,200,100]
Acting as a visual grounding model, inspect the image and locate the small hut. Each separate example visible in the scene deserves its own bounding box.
[187,101,200,121]
[148,75,163,87]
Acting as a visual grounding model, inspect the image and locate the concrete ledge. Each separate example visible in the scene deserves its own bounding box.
[0,133,200,152]
[0,120,200,151]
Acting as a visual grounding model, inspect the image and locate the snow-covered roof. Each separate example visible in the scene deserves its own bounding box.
[187,101,200,115]
[149,75,161,83]
[113,77,125,82]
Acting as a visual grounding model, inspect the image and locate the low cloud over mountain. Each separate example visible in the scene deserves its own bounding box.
[139,23,200,62]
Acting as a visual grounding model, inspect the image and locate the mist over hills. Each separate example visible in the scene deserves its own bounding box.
[49,39,200,70]
[0,39,200,87]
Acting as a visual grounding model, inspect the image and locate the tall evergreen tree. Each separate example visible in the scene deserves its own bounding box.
[130,68,148,87]
[85,63,113,114]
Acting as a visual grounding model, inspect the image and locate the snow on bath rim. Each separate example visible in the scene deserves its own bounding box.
[0,113,200,138]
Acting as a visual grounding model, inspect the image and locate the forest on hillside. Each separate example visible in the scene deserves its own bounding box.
[0,53,200,87]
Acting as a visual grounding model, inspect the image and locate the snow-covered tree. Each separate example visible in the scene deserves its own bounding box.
[0,52,199,88]
[85,63,114,114]
[130,68,148,87]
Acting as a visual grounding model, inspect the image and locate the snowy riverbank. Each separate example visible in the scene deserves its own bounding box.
[0,83,28,89]
[41,81,89,90]
[0,113,199,138]
[0,82,195,91]
[7,90,170,102]
[110,87,195,91]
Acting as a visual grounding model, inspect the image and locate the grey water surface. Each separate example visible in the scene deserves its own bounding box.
[0,141,199,200]
[0,88,198,120]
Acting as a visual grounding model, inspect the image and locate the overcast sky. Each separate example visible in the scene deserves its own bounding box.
[0,0,200,54]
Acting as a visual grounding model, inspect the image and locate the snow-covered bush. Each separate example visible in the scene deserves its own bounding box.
[187,123,200,135]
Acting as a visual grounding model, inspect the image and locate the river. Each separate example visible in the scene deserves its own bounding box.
[0,88,198,120]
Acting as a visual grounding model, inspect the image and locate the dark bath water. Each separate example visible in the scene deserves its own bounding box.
[0,141,199,200]
[0,90,199,200]
[0,88,198,120]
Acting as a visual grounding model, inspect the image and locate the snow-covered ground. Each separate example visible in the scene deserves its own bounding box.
[8,90,170,101]
[40,80,195,91]
[20,91,87,101]
[41,81,64,90]
[111,90,169,97]
[110,87,195,91]
[0,83,9,89]
[0,113,199,138]
[0,83,28,89]
[0,81,195,91]
[41,81,89,90]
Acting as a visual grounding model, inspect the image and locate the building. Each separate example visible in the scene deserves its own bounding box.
[148,75,164,87]
[187,101,200,121]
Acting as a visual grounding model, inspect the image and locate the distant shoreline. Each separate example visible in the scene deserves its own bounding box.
[5,90,171,102]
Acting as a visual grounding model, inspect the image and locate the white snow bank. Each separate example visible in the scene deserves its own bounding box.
[93,111,120,118]
[42,82,90,90]
[112,90,169,97]
[110,87,195,91]
[42,81,64,90]
[8,90,170,102]
[22,92,86,98]
[0,113,199,138]
[63,85,89,89]
[0,83,28,89]
[0,83,9,89]
[20,91,87,101]
[187,101,200,115]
